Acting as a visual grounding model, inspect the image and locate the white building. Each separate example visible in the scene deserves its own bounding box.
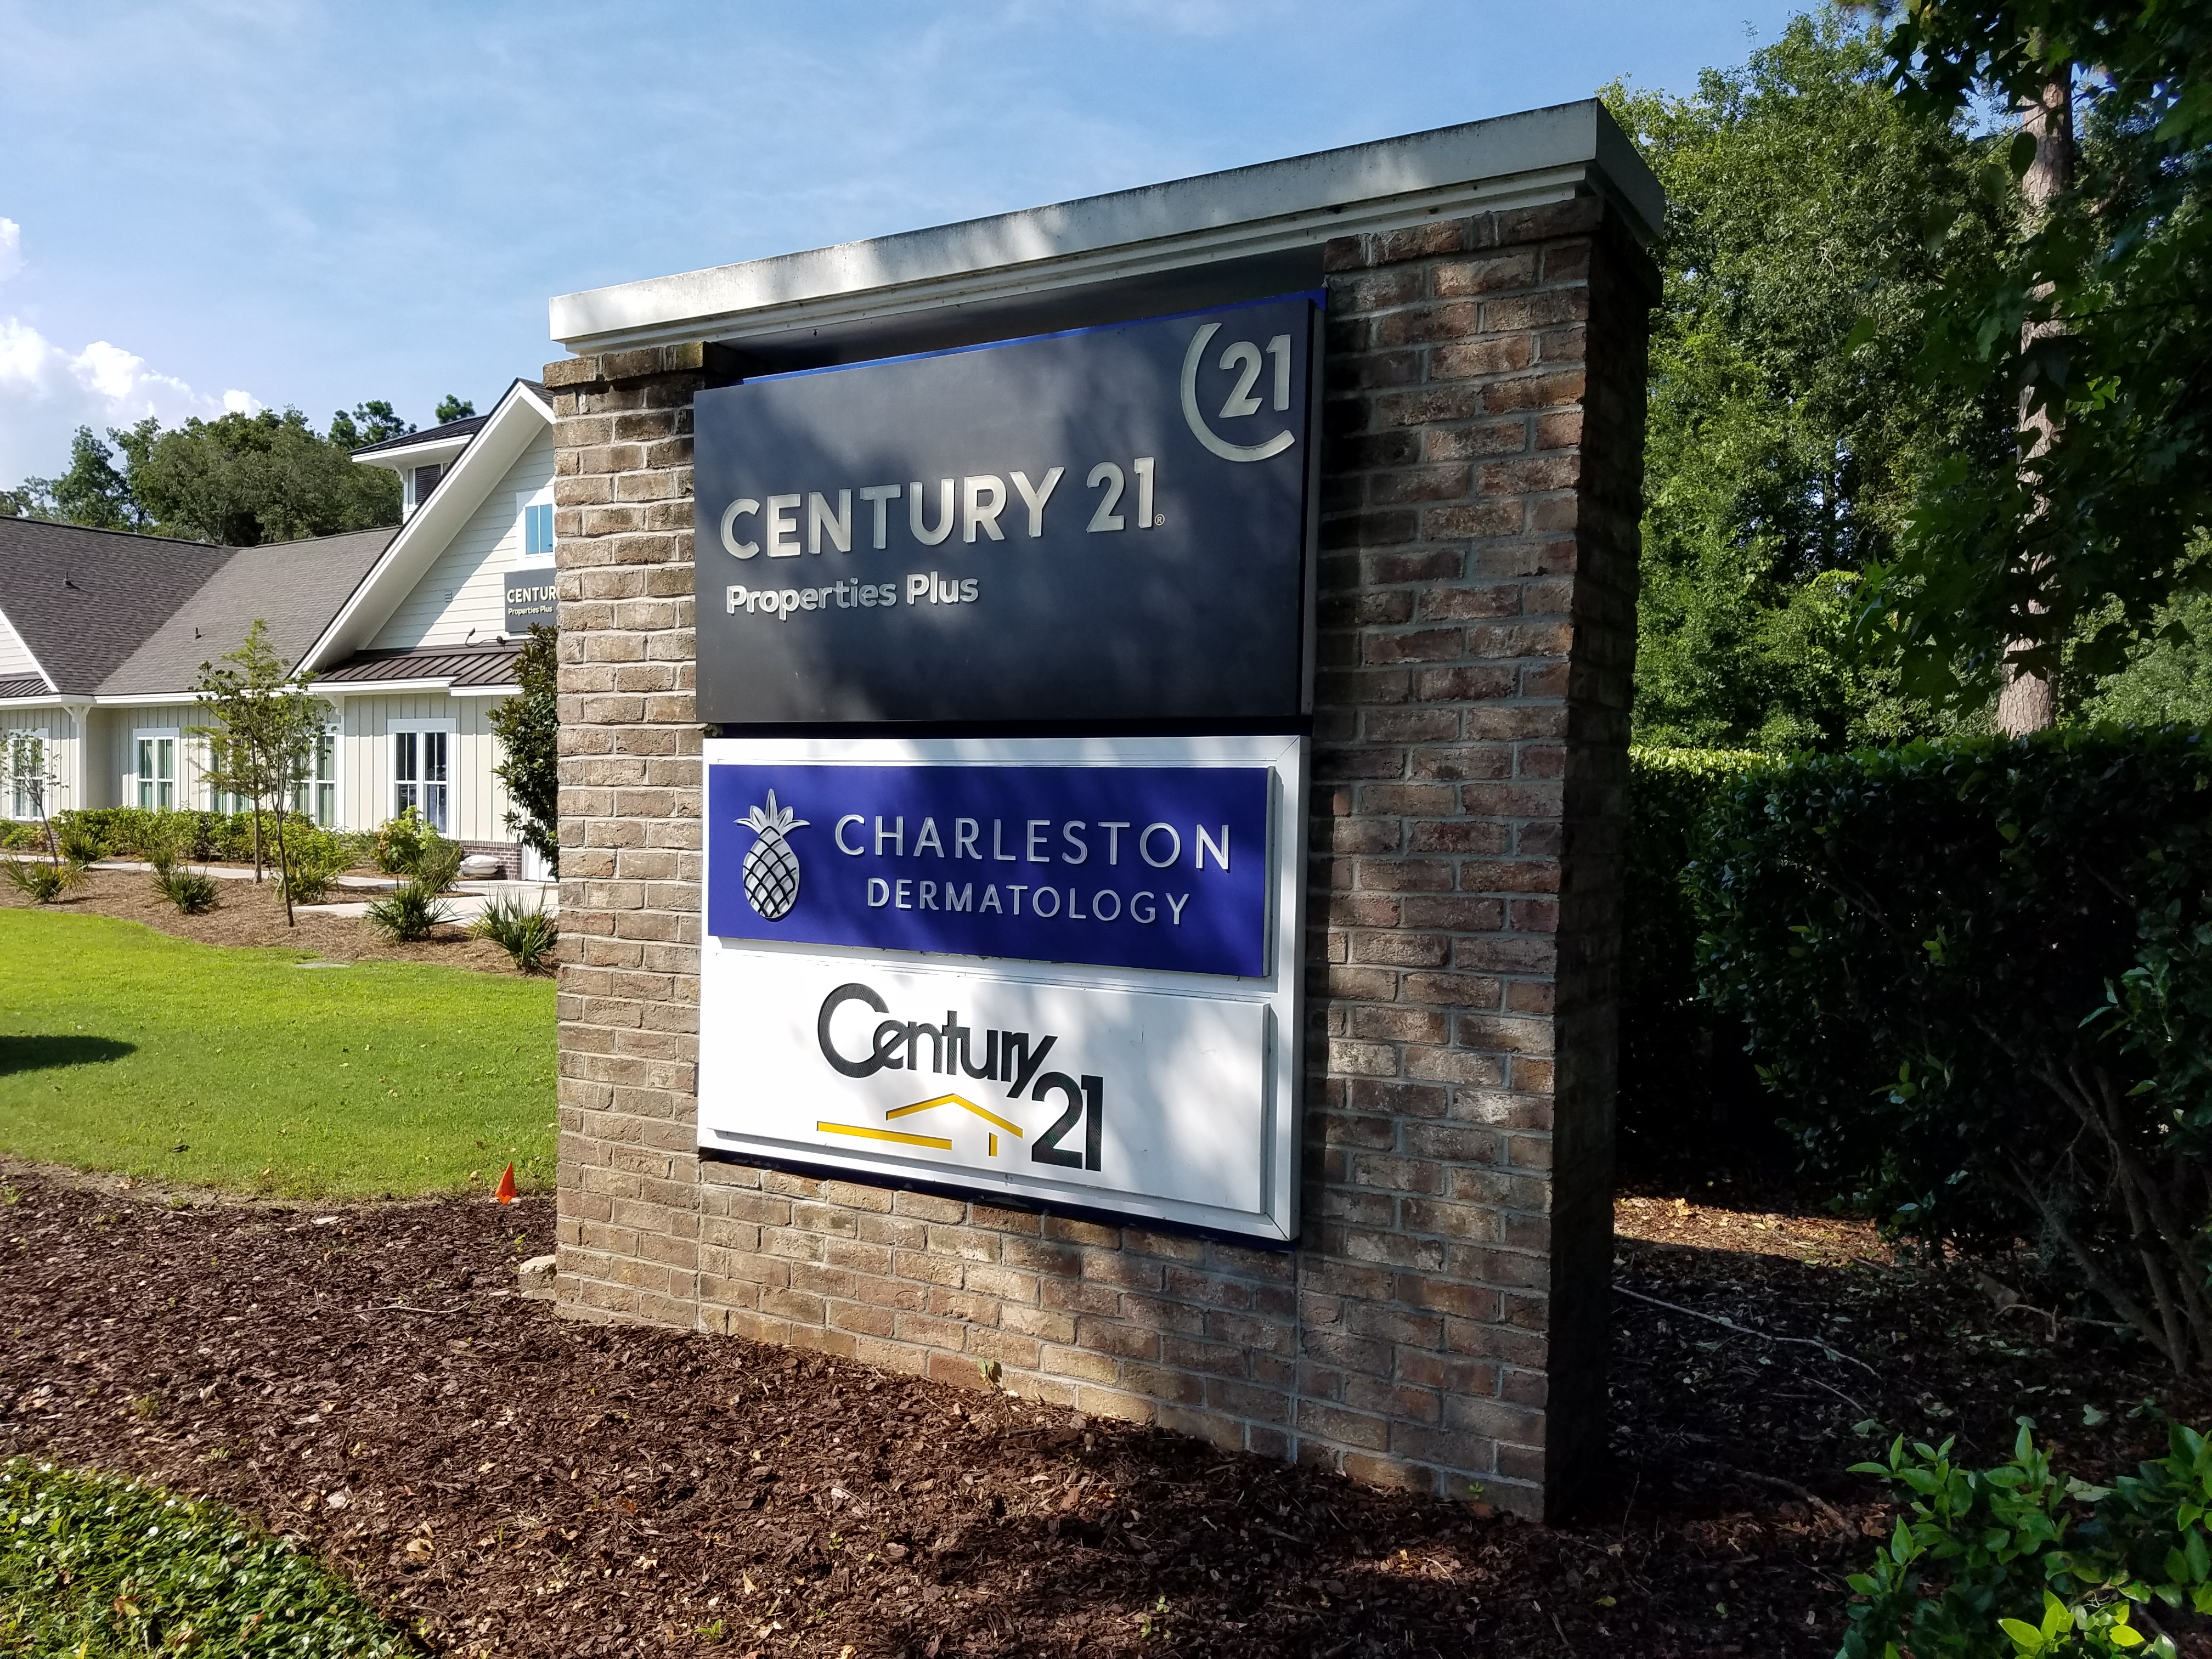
[0,379,556,876]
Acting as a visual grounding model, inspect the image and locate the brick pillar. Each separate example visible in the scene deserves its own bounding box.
[546,199,1652,1520]
[1308,196,1650,1511]
[544,345,709,1329]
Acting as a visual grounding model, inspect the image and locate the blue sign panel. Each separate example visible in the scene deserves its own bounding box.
[691,293,1318,725]
[706,762,1272,978]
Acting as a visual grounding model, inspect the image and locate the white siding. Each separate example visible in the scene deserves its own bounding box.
[369,433,555,651]
[97,701,217,809]
[332,691,513,844]
[0,609,44,681]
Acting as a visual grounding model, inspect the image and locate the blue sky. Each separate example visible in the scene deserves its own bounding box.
[0,0,1805,484]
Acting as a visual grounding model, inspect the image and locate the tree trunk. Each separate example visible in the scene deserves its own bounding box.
[1996,71,2074,738]
[273,799,294,927]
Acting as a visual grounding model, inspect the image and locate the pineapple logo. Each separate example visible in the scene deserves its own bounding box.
[738,790,808,921]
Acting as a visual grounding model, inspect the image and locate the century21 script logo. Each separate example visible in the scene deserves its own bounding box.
[720,315,1299,623]
[814,982,1104,1175]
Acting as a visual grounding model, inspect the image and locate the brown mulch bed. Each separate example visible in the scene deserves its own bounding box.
[2,1164,2203,1657]
[0,865,521,973]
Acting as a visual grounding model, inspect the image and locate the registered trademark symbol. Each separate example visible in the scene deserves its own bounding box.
[1154,515,1165,526]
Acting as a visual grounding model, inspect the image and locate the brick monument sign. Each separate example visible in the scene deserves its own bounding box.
[543,101,1660,1519]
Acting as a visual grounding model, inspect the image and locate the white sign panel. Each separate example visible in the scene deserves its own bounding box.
[697,734,1304,1241]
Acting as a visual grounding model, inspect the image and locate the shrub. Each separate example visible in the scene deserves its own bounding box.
[410,835,464,895]
[0,819,40,850]
[373,807,433,876]
[1620,747,1771,1171]
[1690,727,2212,1368]
[471,895,558,973]
[153,868,219,915]
[278,830,353,905]
[2,859,82,904]
[54,819,105,866]
[1839,1420,2212,1658]
[363,884,454,943]
[56,808,325,865]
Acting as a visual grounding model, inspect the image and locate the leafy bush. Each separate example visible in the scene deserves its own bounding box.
[57,808,328,865]
[278,828,354,905]
[3,857,84,904]
[1840,1421,2212,1658]
[373,806,433,876]
[1690,728,2212,1368]
[471,894,558,973]
[153,868,220,915]
[0,820,38,850]
[1620,747,1772,1169]
[0,1457,405,1656]
[363,884,454,943]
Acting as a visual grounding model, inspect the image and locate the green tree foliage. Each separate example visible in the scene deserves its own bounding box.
[127,409,402,545]
[5,403,411,544]
[1860,0,2212,706]
[489,625,558,870]
[433,394,476,424]
[45,426,140,531]
[1609,8,2016,748]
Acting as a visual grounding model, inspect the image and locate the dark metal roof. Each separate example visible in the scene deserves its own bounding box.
[0,518,232,695]
[350,413,489,458]
[0,673,49,700]
[319,640,524,688]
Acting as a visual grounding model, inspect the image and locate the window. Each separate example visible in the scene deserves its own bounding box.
[515,488,555,565]
[6,732,46,820]
[406,462,444,516]
[290,728,337,827]
[392,723,452,833]
[133,730,177,811]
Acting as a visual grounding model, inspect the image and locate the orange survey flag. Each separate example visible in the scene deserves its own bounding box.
[494,1164,517,1204]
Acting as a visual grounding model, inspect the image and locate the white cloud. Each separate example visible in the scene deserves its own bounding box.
[0,218,258,483]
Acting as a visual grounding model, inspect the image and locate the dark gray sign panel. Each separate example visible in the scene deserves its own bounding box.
[692,294,1317,725]
[505,574,556,634]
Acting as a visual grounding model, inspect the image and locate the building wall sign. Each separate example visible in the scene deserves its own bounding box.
[698,733,1305,1240]
[704,759,1273,977]
[691,294,1319,725]
[505,577,556,633]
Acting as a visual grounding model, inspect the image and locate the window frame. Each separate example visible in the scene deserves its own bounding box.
[514,486,556,568]
[132,727,179,812]
[389,718,456,835]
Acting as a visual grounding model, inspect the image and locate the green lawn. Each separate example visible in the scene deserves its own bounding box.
[0,909,555,1199]
[1,1459,406,1656]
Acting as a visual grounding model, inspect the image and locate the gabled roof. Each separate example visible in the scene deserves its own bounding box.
[0,518,232,695]
[98,528,394,697]
[351,412,490,459]
[301,379,556,673]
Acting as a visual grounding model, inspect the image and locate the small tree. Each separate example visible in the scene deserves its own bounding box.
[192,620,331,923]
[489,625,557,874]
[3,731,58,859]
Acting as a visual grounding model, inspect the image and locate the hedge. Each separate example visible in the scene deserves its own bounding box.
[1688,727,2212,1369]
[1618,747,1773,1170]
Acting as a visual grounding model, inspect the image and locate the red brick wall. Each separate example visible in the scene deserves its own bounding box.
[546,190,1652,1519]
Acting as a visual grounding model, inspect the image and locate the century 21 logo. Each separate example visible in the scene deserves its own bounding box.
[1181,323,1297,463]
[814,983,1103,1173]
